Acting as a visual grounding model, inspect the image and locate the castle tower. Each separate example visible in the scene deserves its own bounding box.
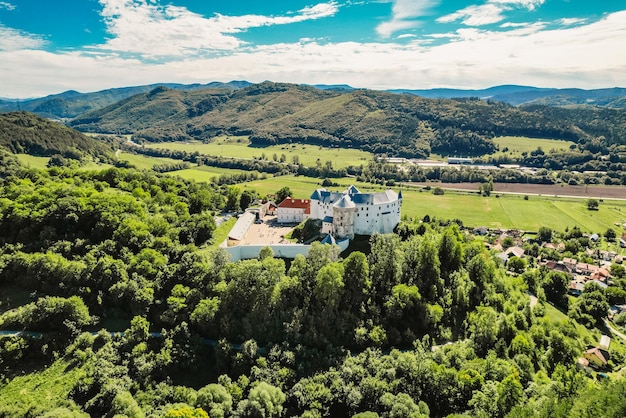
[333,194,357,239]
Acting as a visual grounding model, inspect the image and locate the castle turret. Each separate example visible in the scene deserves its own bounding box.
[333,194,357,239]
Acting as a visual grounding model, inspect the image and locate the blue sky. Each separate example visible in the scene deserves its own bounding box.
[1,0,625,97]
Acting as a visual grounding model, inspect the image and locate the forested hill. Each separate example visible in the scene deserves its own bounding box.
[0,111,114,160]
[70,82,626,158]
[0,81,252,120]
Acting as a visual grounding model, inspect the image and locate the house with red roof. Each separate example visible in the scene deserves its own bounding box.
[277,197,311,224]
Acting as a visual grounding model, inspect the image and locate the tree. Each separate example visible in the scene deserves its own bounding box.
[497,373,525,415]
[542,271,569,308]
[275,186,292,204]
[605,228,617,242]
[195,384,233,418]
[236,382,286,418]
[240,190,254,211]
[587,198,599,210]
[537,226,553,243]
[479,180,493,197]
[507,256,526,274]
[163,405,209,418]
[226,186,241,211]
[611,263,626,279]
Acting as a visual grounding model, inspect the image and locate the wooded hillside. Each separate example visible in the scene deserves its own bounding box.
[70,82,626,158]
[0,112,114,160]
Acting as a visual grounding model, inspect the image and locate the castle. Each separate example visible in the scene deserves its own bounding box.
[277,185,402,239]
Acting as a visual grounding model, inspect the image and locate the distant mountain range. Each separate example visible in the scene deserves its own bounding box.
[1,81,625,121]
[390,85,626,107]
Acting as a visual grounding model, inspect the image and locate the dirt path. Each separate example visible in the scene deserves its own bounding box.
[529,294,538,309]
[603,319,626,342]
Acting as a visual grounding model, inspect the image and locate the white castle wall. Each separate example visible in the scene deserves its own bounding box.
[221,240,350,262]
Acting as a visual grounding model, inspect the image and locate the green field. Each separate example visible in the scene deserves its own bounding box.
[166,165,255,182]
[143,136,374,169]
[117,152,182,170]
[492,136,575,156]
[234,175,626,235]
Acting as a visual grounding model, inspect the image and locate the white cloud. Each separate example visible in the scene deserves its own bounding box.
[438,4,505,26]
[0,24,46,51]
[94,0,339,57]
[376,0,439,37]
[488,0,544,11]
[558,17,587,26]
[1,9,625,97]
[0,2,16,11]
[438,0,545,26]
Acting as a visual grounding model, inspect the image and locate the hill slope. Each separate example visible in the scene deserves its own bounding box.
[69,82,626,158]
[0,112,114,159]
[0,81,251,120]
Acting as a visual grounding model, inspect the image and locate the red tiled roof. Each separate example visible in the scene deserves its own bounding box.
[278,197,311,210]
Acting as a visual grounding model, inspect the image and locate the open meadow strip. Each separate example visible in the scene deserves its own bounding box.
[143,137,373,169]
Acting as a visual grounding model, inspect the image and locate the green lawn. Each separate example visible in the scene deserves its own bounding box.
[143,136,373,169]
[492,136,575,157]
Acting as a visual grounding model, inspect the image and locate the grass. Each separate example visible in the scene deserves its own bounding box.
[542,301,626,372]
[166,165,255,182]
[492,136,575,157]
[233,175,626,233]
[0,358,85,416]
[207,217,237,248]
[16,154,113,171]
[15,154,49,169]
[117,152,182,170]
[143,136,373,169]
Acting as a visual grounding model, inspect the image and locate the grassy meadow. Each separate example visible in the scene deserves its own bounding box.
[167,165,254,182]
[143,136,373,169]
[492,136,575,157]
[16,154,113,171]
[117,152,181,170]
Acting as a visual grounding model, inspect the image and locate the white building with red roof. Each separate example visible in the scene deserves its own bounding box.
[276,197,311,224]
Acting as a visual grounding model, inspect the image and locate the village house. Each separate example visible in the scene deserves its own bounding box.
[583,347,609,368]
